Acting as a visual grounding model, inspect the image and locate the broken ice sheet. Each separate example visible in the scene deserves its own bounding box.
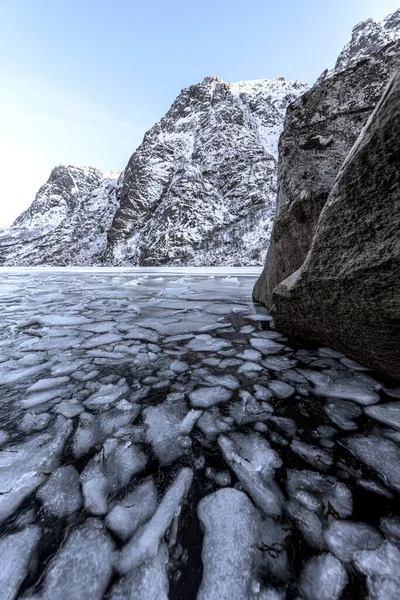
[106,478,158,541]
[197,487,259,600]
[0,416,72,524]
[299,553,348,600]
[117,468,193,574]
[218,433,283,517]
[0,526,41,600]
[28,519,114,600]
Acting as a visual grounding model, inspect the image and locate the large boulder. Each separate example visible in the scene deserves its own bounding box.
[253,39,400,306]
[269,71,400,379]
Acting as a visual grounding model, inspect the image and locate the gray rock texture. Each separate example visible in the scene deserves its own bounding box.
[253,39,400,307]
[269,71,400,379]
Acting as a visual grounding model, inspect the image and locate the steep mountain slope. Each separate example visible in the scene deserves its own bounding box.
[106,76,308,266]
[0,166,120,266]
[318,8,400,81]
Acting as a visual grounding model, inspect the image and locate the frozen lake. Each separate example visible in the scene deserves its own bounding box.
[0,268,399,600]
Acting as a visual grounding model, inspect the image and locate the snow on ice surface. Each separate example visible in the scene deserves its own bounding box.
[0,267,398,599]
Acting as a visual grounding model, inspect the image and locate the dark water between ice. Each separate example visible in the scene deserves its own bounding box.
[0,268,399,600]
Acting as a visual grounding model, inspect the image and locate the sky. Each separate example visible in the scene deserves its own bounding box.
[0,0,399,227]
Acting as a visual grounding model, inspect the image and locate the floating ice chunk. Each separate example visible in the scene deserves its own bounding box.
[109,543,169,600]
[84,380,129,409]
[0,363,51,385]
[106,478,158,541]
[81,456,109,516]
[380,517,400,542]
[37,465,82,517]
[290,440,333,469]
[144,397,190,465]
[240,325,255,334]
[354,541,400,598]
[22,387,69,408]
[383,387,400,399]
[238,361,263,373]
[218,358,241,368]
[203,374,240,390]
[197,488,259,600]
[299,553,348,600]
[51,360,87,376]
[33,519,114,600]
[365,403,400,431]
[253,384,272,401]
[218,434,283,517]
[294,490,323,512]
[103,439,147,494]
[236,349,262,362]
[20,412,52,433]
[82,321,117,334]
[53,401,84,418]
[17,353,43,367]
[122,328,160,343]
[346,435,400,491]
[247,314,272,322]
[325,520,382,563]
[82,333,122,349]
[189,386,232,408]
[0,526,41,600]
[357,479,393,498]
[196,409,227,439]
[117,468,193,574]
[261,356,297,371]
[286,470,353,518]
[268,380,295,399]
[0,416,72,524]
[250,338,284,355]
[205,467,232,487]
[300,368,380,405]
[186,335,231,352]
[340,357,369,371]
[164,333,194,343]
[179,409,203,435]
[324,399,361,431]
[286,500,324,549]
[170,360,189,373]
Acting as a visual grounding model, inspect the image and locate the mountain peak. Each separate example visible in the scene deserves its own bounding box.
[318,8,400,82]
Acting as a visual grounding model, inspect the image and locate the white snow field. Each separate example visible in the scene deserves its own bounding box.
[0,267,398,599]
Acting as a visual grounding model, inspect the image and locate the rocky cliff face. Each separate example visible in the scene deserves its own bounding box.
[270,71,400,379]
[106,76,308,266]
[253,38,400,306]
[0,166,121,266]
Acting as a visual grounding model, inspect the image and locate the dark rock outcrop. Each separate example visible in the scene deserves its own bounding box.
[269,71,400,379]
[253,39,400,306]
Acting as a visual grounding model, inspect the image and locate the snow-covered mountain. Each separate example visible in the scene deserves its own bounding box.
[106,76,308,266]
[318,8,400,81]
[0,166,121,266]
[0,77,307,267]
[2,8,399,267]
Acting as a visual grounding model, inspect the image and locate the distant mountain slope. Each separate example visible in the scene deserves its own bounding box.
[0,166,120,266]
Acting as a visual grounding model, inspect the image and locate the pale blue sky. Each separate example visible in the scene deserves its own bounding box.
[1,0,399,226]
